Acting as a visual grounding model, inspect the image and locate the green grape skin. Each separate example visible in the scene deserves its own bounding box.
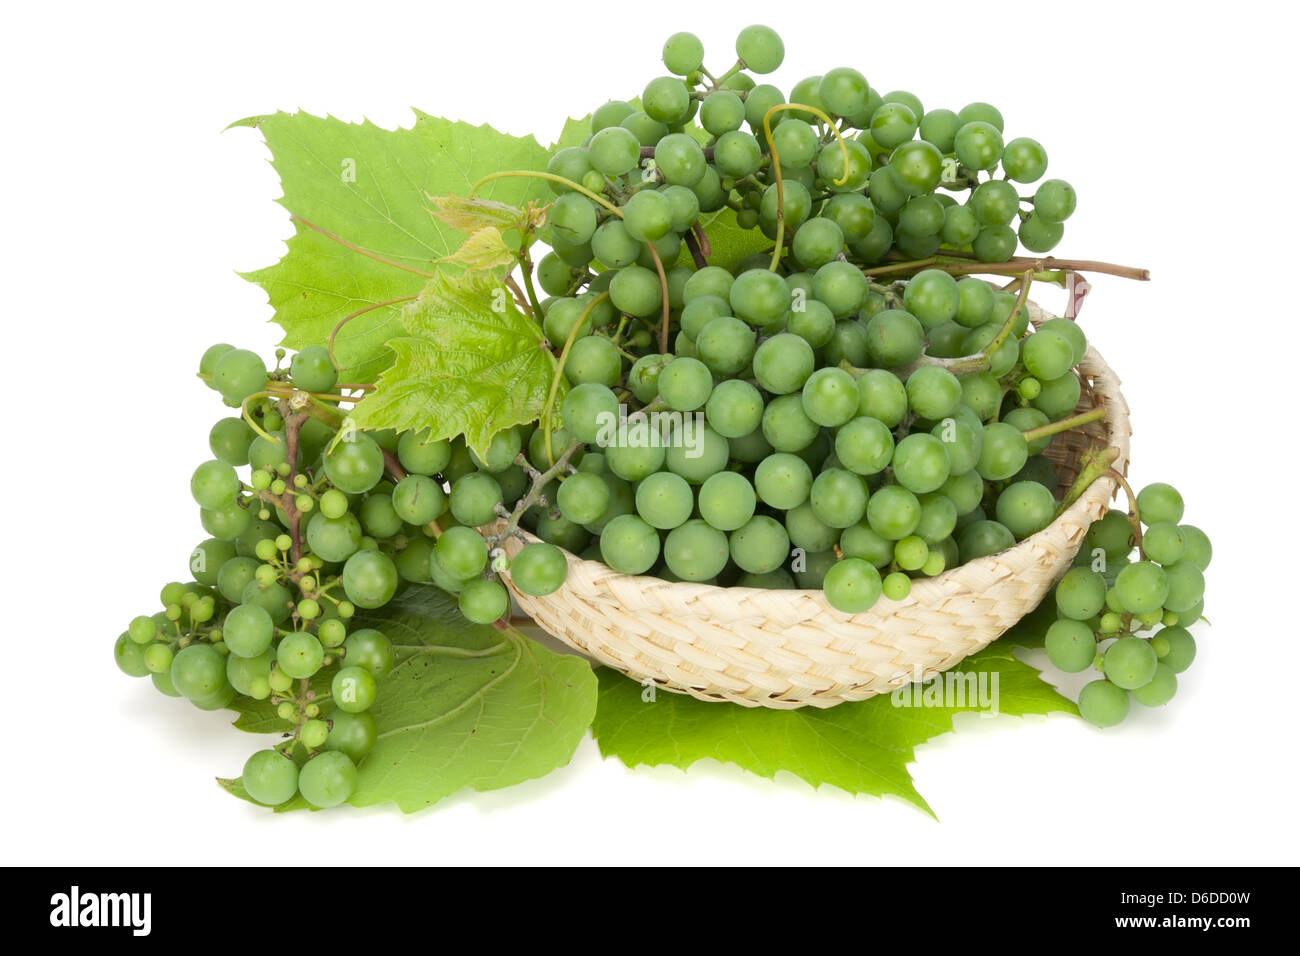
[658,357,715,411]
[919,108,960,152]
[940,469,985,517]
[822,193,876,242]
[761,394,820,452]
[970,179,1020,226]
[905,366,962,420]
[957,101,1004,130]
[822,320,871,368]
[753,453,813,509]
[772,119,819,167]
[957,519,1015,562]
[1020,329,1075,382]
[191,460,240,510]
[469,428,522,473]
[1056,567,1107,620]
[226,650,272,697]
[864,310,925,367]
[1088,510,1134,558]
[190,538,237,587]
[784,502,838,552]
[664,421,729,484]
[972,224,1017,262]
[1178,524,1213,571]
[882,570,911,601]
[811,261,869,319]
[714,130,763,178]
[823,558,883,613]
[449,472,503,527]
[735,24,785,74]
[729,516,790,574]
[680,295,730,339]
[599,514,660,575]
[914,493,958,544]
[342,628,394,676]
[1045,619,1096,672]
[277,632,325,680]
[1030,371,1081,418]
[324,710,377,763]
[216,556,259,604]
[641,75,691,125]
[1113,561,1169,615]
[662,31,704,75]
[759,179,812,231]
[1033,179,1077,222]
[801,367,859,427]
[1103,636,1158,690]
[247,430,290,473]
[605,436,666,483]
[1142,522,1186,565]
[556,472,611,526]
[663,520,730,582]
[331,665,378,714]
[635,472,694,530]
[705,380,764,438]
[170,644,228,701]
[995,481,1055,539]
[753,334,816,395]
[930,414,982,475]
[787,300,837,349]
[816,139,873,192]
[1037,317,1087,365]
[1077,680,1129,728]
[1157,626,1197,673]
[1162,561,1205,613]
[893,535,928,571]
[305,512,363,563]
[683,266,735,304]
[792,218,845,269]
[610,262,665,317]
[809,469,868,529]
[212,348,267,404]
[866,485,921,540]
[562,383,620,445]
[358,490,403,539]
[199,342,235,381]
[818,66,870,119]
[547,145,594,190]
[953,279,995,329]
[591,99,634,132]
[394,537,434,583]
[341,550,399,609]
[223,603,275,658]
[953,121,1004,171]
[902,269,959,328]
[297,752,357,809]
[856,369,909,426]
[1019,214,1064,253]
[793,548,838,589]
[941,205,980,246]
[655,133,707,186]
[290,346,338,394]
[242,750,300,806]
[200,501,253,541]
[1136,482,1185,525]
[869,102,917,150]
[209,417,255,466]
[392,475,446,526]
[891,433,951,495]
[588,125,641,177]
[114,633,151,678]
[976,422,1028,481]
[1131,662,1177,707]
[835,524,890,567]
[700,90,745,135]
[834,416,894,476]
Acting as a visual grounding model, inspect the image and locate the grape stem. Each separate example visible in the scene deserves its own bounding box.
[645,240,672,354]
[327,295,417,371]
[482,439,584,551]
[281,408,308,564]
[761,102,854,271]
[290,215,434,278]
[1055,446,1119,516]
[1018,405,1107,443]
[1106,467,1147,560]
[514,237,544,319]
[471,171,623,219]
[860,255,1150,282]
[684,227,709,269]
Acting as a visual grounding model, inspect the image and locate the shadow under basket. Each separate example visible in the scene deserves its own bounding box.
[498,303,1133,709]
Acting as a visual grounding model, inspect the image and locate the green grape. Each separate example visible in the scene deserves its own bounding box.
[298,751,357,809]
[811,260,869,318]
[901,271,959,328]
[591,221,641,270]
[972,224,1017,262]
[953,121,1003,170]
[212,348,267,404]
[641,75,690,125]
[599,514,660,574]
[1077,680,1129,728]
[701,90,745,135]
[324,434,385,495]
[1031,372,1082,418]
[151,670,182,697]
[588,125,641,177]
[882,571,911,601]
[729,516,790,574]
[215,556,259,603]
[209,417,255,466]
[1142,522,1185,565]
[819,66,870,119]
[698,472,757,532]
[290,346,338,393]
[822,193,876,242]
[957,101,1004,130]
[1114,561,1169,615]
[316,488,348,521]
[705,379,764,438]
[1157,626,1197,672]
[714,130,763,178]
[1104,636,1158,690]
[627,353,670,404]
[658,356,715,411]
[547,146,593,191]
[787,299,837,349]
[620,110,669,148]
[609,263,665,317]
[199,343,235,381]
[834,416,894,476]
[683,266,735,304]
[201,501,253,541]
[822,320,871,368]
[735,24,784,73]
[663,520,730,582]
[1045,619,1096,672]
[450,472,503,526]
[761,394,820,452]
[277,632,324,680]
[1179,524,1212,571]
[753,334,816,395]
[1136,482,1185,525]
[1129,662,1176,707]
[1020,329,1075,382]
[941,204,981,246]
[247,430,289,473]
[919,108,960,152]
[331,665,378,714]
[970,179,1020,226]
[890,140,944,194]
[792,218,845,269]
[226,649,272,697]
[864,309,925,367]
[893,535,928,571]
[655,133,707,186]
[905,366,962,420]
[141,641,173,674]
[341,550,399,609]
[772,119,819,167]
[392,475,446,525]
[537,251,579,295]
[562,383,620,445]
[1033,179,1077,222]
[995,481,1055,538]
[866,485,921,540]
[469,428,522,473]
[914,493,958,543]
[1019,214,1064,253]
[508,543,568,596]
[1087,510,1134,558]
[941,469,985,516]
[342,628,393,676]
[305,512,363,563]
[605,436,666,482]
[760,176,813,229]
[223,603,275,658]
[680,295,730,339]
[170,644,228,701]
[191,460,240,510]
[662,185,701,234]
[800,367,859,427]
[556,472,611,525]
[930,414,982,475]
[358,490,403,539]
[953,279,995,329]
[728,268,793,331]
[1056,566,1107,619]
[1162,561,1205,613]
[754,453,813,509]
[114,632,151,677]
[325,711,377,763]
[190,538,237,587]
[662,32,704,75]
[838,524,890,567]
[635,472,695,530]
[957,519,1015,561]
[784,501,838,552]
[856,369,909,426]
[891,433,951,495]
[794,548,838,588]
[823,558,883,613]
[869,102,917,150]
[664,421,729,484]
[976,422,1028,481]
[242,750,300,806]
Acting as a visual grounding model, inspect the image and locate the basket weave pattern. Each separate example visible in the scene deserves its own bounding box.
[500,303,1132,709]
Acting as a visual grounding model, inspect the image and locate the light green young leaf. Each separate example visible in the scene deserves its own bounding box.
[437,227,520,273]
[350,269,562,454]
[427,195,544,235]
[345,586,598,813]
[591,640,1077,816]
[234,111,550,382]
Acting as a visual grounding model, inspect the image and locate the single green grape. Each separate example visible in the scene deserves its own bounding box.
[663,520,730,581]
[297,752,357,809]
[1045,619,1097,672]
[242,749,300,806]
[1077,679,1129,728]
[1104,636,1158,690]
[729,516,790,574]
[823,558,883,613]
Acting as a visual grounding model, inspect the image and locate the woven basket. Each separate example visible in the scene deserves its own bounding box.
[499,301,1132,709]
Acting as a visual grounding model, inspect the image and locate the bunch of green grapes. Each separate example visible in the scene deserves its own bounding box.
[1042,483,1211,727]
[113,343,568,808]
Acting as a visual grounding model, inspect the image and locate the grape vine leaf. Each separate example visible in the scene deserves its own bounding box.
[234,110,551,383]
[679,208,772,273]
[590,640,1077,817]
[344,585,598,812]
[349,268,563,454]
[217,776,314,813]
[550,115,592,152]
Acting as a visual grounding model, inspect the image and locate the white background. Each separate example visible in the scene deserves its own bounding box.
[4,0,1297,865]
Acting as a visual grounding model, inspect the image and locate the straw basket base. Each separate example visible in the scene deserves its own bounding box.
[499,303,1131,709]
